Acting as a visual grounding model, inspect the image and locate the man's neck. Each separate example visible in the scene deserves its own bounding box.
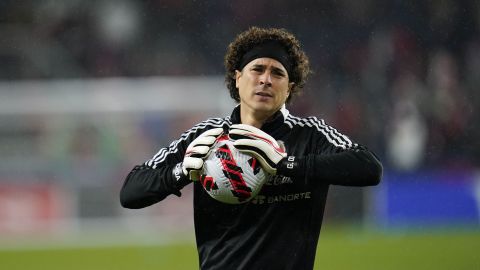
[239,106,280,128]
[240,113,266,128]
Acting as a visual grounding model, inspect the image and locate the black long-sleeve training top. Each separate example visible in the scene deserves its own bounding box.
[120,105,382,270]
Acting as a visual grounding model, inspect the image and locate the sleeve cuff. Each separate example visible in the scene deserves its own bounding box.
[171,163,190,196]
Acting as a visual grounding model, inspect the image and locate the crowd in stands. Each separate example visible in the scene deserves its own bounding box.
[1,0,478,171]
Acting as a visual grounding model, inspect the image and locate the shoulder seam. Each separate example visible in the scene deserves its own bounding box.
[285,115,356,149]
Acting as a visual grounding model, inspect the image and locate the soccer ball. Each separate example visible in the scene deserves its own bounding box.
[200,135,267,204]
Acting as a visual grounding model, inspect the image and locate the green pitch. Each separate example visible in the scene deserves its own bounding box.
[1,227,479,270]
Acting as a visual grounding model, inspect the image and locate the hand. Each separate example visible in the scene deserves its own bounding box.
[229,124,287,175]
[183,128,224,180]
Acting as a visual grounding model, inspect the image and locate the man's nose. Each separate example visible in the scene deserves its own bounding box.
[259,72,272,87]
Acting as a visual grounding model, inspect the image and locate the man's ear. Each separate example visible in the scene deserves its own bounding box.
[235,70,242,88]
[288,82,295,94]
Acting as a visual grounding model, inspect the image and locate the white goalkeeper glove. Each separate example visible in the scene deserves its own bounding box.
[229,124,287,175]
[182,127,224,181]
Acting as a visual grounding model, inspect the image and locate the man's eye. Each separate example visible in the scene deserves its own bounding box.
[273,71,285,77]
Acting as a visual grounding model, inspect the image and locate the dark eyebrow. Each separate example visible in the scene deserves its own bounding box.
[251,64,287,76]
[251,64,266,69]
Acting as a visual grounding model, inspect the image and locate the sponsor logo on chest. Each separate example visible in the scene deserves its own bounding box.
[250,191,311,205]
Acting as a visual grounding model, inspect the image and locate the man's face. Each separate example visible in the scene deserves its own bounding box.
[235,57,291,118]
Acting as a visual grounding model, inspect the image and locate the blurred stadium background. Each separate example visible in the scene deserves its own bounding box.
[0,1,479,269]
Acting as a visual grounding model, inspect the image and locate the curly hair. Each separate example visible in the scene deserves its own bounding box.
[224,27,311,104]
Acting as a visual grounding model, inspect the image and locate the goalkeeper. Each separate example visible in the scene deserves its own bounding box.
[120,26,382,270]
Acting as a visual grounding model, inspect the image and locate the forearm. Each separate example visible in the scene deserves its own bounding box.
[120,164,190,209]
[278,150,382,186]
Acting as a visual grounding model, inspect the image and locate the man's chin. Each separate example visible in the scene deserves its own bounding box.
[251,105,279,116]
[241,100,281,116]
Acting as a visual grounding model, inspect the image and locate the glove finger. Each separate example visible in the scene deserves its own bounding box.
[190,135,218,148]
[228,129,255,141]
[200,127,224,138]
[229,126,278,147]
[183,156,204,170]
[231,130,283,151]
[234,139,285,160]
[229,129,277,147]
[183,157,204,181]
[186,145,211,158]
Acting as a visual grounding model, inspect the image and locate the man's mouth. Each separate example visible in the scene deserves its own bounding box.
[255,92,273,97]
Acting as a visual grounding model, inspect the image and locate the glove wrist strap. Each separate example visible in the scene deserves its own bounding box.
[172,162,190,190]
[277,156,305,178]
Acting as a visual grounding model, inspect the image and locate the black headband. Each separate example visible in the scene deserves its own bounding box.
[238,41,292,77]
